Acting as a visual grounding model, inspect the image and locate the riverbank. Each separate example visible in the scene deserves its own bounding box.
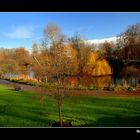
[0,79,140,97]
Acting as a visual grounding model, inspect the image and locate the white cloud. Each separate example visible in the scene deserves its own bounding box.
[4,25,36,39]
[87,36,117,44]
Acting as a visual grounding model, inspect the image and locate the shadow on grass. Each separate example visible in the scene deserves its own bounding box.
[0,103,51,127]
[78,116,140,127]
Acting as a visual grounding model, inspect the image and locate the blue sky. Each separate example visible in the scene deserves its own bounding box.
[0,12,140,50]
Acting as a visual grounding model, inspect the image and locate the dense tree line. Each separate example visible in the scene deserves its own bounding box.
[0,22,140,81]
[0,47,31,77]
[98,23,140,76]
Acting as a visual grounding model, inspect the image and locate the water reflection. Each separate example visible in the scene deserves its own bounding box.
[2,72,138,88]
[65,76,138,88]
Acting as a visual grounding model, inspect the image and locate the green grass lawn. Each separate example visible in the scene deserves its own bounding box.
[0,84,140,127]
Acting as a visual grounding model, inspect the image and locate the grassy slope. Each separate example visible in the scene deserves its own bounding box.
[0,84,140,127]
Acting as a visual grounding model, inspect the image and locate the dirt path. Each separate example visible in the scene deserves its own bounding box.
[0,79,140,97]
[0,79,48,94]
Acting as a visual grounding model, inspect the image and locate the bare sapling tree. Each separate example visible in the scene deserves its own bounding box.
[32,23,73,127]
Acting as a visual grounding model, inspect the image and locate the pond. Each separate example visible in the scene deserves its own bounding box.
[49,75,138,88]
[2,71,138,88]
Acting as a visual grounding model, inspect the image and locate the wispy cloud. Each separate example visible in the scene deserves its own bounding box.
[4,25,36,39]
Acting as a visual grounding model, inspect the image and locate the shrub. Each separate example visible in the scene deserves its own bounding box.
[97,86,104,90]
[114,84,126,92]
[78,85,88,90]
[89,85,97,90]
[127,87,135,92]
[7,76,41,87]
[109,84,115,91]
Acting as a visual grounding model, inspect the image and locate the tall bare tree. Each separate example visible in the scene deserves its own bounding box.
[117,23,140,60]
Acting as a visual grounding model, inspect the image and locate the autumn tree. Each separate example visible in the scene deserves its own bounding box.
[31,43,51,82]
[37,23,73,127]
[0,48,18,77]
[13,47,31,75]
[121,66,140,87]
[69,32,92,75]
[117,23,140,60]
[32,43,40,55]
[99,41,115,60]
[83,52,112,76]
[43,23,66,47]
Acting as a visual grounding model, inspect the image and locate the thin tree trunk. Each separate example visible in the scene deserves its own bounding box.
[135,77,139,87]
[57,73,63,127]
[58,94,62,127]
[123,78,128,88]
[131,77,132,86]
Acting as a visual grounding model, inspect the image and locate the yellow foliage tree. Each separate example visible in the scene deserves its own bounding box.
[84,52,112,76]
